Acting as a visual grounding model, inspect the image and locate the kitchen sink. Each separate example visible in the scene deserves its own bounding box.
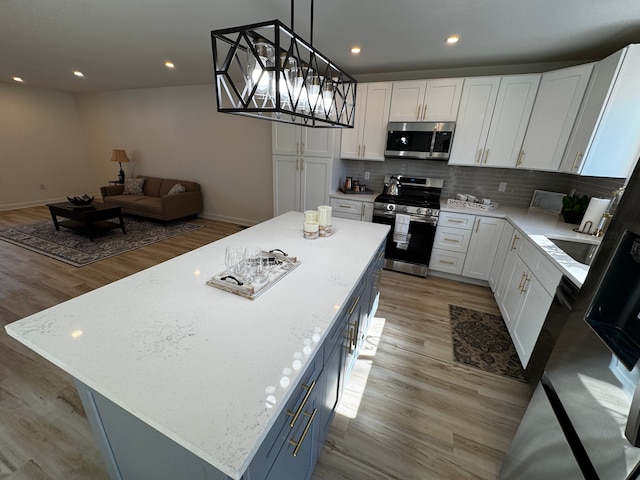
[548,238,600,266]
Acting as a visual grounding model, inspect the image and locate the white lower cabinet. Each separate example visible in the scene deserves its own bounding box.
[430,212,504,282]
[329,196,374,222]
[489,222,515,292]
[462,217,505,281]
[495,230,562,367]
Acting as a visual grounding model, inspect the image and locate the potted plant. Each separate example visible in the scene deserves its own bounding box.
[561,194,590,224]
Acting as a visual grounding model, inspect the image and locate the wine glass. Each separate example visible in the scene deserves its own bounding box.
[245,247,269,285]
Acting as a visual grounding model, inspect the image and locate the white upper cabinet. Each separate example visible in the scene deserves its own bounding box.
[449,74,540,167]
[448,76,501,166]
[517,63,593,171]
[560,45,640,178]
[340,82,392,161]
[388,78,463,122]
[272,123,334,157]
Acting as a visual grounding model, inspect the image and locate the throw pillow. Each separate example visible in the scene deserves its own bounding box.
[166,183,186,196]
[123,177,145,195]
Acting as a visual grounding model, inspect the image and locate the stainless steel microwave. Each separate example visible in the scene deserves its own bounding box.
[385,121,455,160]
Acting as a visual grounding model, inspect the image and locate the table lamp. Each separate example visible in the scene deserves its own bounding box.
[111,149,130,184]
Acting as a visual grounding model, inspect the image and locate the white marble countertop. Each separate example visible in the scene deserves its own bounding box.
[329,190,377,202]
[4,212,390,479]
[440,203,601,287]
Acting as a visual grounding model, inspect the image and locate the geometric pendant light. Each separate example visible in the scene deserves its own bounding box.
[210,0,357,128]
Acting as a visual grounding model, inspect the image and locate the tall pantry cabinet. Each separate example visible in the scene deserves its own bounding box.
[272,123,342,216]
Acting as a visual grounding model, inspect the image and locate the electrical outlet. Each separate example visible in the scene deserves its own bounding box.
[364,171,370,180]
[498,182,507,192]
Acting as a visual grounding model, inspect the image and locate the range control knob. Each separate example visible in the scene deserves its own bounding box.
[416,208,423,215]
[386,204,395,211]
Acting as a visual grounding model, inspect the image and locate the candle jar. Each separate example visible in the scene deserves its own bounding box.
[344,177,352,191]
[317,205,333,237]
[303,221,319,239]
[304,210,318,223]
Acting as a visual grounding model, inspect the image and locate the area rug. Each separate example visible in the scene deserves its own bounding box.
[449,305,526,382]
[0,217,202,267]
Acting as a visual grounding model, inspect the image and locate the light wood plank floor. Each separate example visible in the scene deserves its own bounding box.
[0,207,531,480]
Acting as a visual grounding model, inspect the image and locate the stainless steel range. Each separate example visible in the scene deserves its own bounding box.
[372,175,443,277]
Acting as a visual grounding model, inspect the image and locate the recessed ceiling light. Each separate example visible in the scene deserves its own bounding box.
[73,70,84,77]
[446,36,460,45]
[350,46,361,54]
[164,61,175,69]
[13,76,23,83]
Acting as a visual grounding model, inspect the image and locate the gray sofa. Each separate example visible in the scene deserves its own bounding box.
[100,176,203,222]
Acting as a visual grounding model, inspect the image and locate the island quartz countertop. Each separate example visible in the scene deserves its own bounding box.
[5,211,390,479]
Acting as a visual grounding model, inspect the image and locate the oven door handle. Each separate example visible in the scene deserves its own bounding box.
[408,216,437,225]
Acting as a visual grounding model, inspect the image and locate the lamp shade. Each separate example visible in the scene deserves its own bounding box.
[111,149,130,163]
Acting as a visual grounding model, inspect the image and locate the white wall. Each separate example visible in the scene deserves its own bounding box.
[74,84,274,225]
[0,83,91,209]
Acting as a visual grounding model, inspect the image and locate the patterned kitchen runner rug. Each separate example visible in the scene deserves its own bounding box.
[449,305,526,382]
[0,216,202,267]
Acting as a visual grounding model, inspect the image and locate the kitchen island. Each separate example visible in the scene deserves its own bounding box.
[5,211,389,480]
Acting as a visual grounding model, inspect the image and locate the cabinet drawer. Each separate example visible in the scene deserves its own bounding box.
[429,249,466,275]
[332,211,361,221]
[438,211,476,230]
[330,198,364,216]
[518,237,562,294]
[433,226,472,253]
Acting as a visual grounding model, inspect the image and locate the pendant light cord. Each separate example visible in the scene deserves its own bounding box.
[290,0,314,46]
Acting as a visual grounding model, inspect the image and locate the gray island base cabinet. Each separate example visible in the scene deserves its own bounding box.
[5,212,389,480]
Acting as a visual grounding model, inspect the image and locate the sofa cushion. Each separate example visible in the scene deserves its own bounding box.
[123,177,145,195]
[166,183,186,196]
[141,176,163,197]
[159,179,200,196]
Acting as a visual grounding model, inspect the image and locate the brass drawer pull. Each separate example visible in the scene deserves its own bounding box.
[286,380,316,427]
[338,204,353,209]
[289,408,318,457]
[448,219,465,224]
[439,260,455,265]
[443,237,460,243]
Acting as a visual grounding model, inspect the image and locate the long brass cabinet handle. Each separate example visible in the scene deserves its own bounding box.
[483,149,490,164]
[348,295,360,315]
[362,144,366,157]
[476,149,483,164]
[517,150,525,166]
[416,104,422,120]
[518,272,527,292]
[572,151,584,170]
[521,274,531,293]
[300,159,304,171]
[286,380,316,427]
[475,218,480,233]
[511,234,520,251]
[289,408,318,457]
[423,103,428,120]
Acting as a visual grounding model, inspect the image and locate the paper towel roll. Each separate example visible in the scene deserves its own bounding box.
[579,197,611,234]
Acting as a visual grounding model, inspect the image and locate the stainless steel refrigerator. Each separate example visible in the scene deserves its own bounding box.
[500,159,640,479]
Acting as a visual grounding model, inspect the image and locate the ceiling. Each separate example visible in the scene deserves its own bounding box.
[3,0,640,94]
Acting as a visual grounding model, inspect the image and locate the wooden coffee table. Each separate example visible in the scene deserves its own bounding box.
[47,202,126,241]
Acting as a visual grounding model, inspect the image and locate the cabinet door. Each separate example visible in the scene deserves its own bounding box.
[489,222,515,292]
[462,217,505,280]
[498,252,528,333]
[273,155,301,215]
[561,45,640,178]
[300,127,334,157]
[272,123,301,155]
[448,77,501,165]
[512,273,554,368]
[360,82,392,161]
[518,63,593,171]
[423,78,464,121]
[300,157,330,211]
[483,75,540,167]
[362,202,374,222]
[265,390,320,480]
[389,80,427,122]
[340,83,366,159]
